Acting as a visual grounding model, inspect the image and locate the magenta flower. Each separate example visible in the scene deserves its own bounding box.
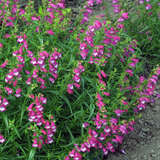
[106,142,115,152]
[82,122,89,128]
[46,30,54,35]
[73,152,82,160]
[146,4,152,10]
[4,34,11,38]
[100,70,107,78]
[0,97,9,112]
[65,156,70,160]
[98,133,106,141]
[0,60,8,68]
[112,135,123,144]
[4,87,13,95]
[114,109,125,117]
[139,0,144,4]
[103,92,110,96]
[17,37,24,43]
[31,16,39,21]
[80,143,87,152]
[32,138,38,147]
[87,0,94,6]
[0,43,3,48]
[126,69,133,76]
[80,43,87,50]
[96,0,102,4]
[110,118,118,124]
[67,84,74,94]
[112,0,119,3]
[69,149,75,157]
[119,124,128,134]
[122,12,129,19]
[94,20,102,30]
[104,126,111,134]
[117,17,124,22]
[102,147,108,155]
[0,134,5,143]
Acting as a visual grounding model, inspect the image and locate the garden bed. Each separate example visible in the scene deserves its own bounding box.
[0,0,160,160]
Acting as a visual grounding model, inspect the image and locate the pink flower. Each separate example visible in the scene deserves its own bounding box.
[94,20,102,30]
[146,4,152,10]
[80,43,87,50]
[17,37,24,43]
[0,60,8,68]
[99,133,106,141]
[0,134,5,143]
[4,34,11,38]
[139,0,144,4]
[126,69,133,76]
[112,0,119,3]
[69,149,75,157]
[103,147,108,155]
[88,0,94,6]
[73,152,82,160]
[117,23,124,29]
[119,124,128,134]
[122,12,129,19]
[46,30,54,35]
[2,98,9,107]
[137,104,146,110]
[74,83,80,89]
[103,92,110,96]
[96,0,102,4]
[0,43,3,48]
[65,156,70,160]
[106,142,115,152]
[4,87,13,95]
[31,16,39,21]
[32,138,38,147]
[80,144,87,152]
[100,70,107,78]
[117,17,124,22]
[104,126,111,134]
[82,122,89,128]
[114,109,125,117]
[112,135,123,144]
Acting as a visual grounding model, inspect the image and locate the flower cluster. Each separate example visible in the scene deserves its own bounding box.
[67,62,85,94]
[81,0,103,24]
[79,20,103,60]
[112,0,121,14]
[65,61,160,160]
[0,96,9,112]
[117,12,129,23]
[26,49,62,88]
[27,95,56,148]
[65,69,137,159]
[136,67,160,111]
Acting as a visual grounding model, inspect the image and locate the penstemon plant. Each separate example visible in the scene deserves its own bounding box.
[0,0,159,159]
[118,0,160,66]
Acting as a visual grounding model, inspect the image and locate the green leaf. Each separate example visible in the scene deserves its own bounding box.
[28,148,36,160]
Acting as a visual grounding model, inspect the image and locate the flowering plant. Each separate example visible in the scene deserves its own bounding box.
[0,0,159,159]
